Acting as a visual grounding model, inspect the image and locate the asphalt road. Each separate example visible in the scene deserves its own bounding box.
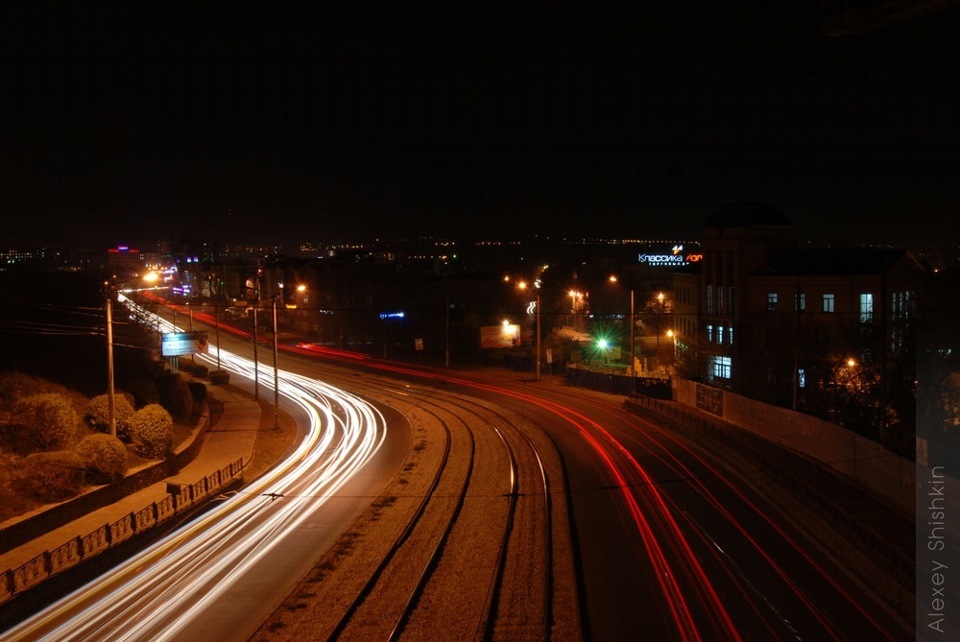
[10,298,912,641]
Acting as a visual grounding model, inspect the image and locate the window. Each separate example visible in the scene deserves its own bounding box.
[729,287,735,313]
[717,325,724,344]
[706,324,714,343]
[795,292,806,311]
[859,293,873,323]
[710,355,732,379]
[822,293,835,313]
[706,285,713,315]
[728,325,734,345]
[767,292,778,311]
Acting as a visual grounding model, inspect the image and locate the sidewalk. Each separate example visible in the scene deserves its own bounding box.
[0,383,261,584]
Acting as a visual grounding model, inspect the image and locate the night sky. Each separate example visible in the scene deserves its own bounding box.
[2,3,958,250]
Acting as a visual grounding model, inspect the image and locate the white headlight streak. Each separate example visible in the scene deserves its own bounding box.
[4,303,388,641]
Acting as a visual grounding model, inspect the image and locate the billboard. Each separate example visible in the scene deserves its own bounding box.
[637,243,703,267]
[480,324,521,349]
[161,331,209,357]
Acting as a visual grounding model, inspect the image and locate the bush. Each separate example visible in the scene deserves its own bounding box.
[86,393,136,439]
[187,381,208,404]
[129,404,174,459]
[12,392,80,452]
[15,451,86,502]
[76,433,128,483]
[125,378,160,407]
[179,361,208,378]
[156,373,194,423]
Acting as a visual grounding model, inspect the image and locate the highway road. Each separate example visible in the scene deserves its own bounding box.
[3,296,916,640]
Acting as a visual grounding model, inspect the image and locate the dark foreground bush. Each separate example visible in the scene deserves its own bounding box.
[76,433,129,483]
[16,451,86,502]
[178,360,209,378]
[156,372,194,423]
[129,404,174,459]
[12,392,80,453]
[86,393,136,439]
[126,378,160,407]
[187,381,208,404]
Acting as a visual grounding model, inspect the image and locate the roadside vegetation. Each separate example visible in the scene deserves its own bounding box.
[0,370,200,524]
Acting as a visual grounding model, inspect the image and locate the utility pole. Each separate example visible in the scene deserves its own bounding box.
[273,296,279,430]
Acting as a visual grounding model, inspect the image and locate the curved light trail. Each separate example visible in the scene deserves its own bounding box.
[3,298,389,641]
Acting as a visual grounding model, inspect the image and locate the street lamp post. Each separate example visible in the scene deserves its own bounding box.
[535,291,541,381]
[105,272,158,438]
[629,288,635,375]
[517,280,541,381]
[105,294,117,438]
[253,304,260,401]
[272,295,279,430]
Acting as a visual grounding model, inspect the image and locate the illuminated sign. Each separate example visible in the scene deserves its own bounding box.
[637,243,702,267]
[379,311,405,320]
[161,331,209,357]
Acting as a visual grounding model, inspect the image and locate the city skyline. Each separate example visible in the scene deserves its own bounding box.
[2,4,958,251]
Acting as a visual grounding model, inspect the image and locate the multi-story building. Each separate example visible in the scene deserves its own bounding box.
[675,203,929,443]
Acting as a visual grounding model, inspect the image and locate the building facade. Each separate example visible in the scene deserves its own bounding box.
[675,203,928,448]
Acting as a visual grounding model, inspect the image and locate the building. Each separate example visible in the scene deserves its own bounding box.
[676,203,928,446]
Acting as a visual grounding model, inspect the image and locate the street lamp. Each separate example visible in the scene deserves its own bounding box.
[608,275,635,375]
[517,280,541,381]
[296,284,306,309]
[105,271,159,439]
[273,295,279,430]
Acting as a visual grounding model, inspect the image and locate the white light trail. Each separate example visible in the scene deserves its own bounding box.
[3,301,388,641]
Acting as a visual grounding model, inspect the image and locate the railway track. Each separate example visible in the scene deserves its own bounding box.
[250,367,582,641]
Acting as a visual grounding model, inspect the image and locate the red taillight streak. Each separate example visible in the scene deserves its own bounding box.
[442,384,737,642]
[614,407,899,642]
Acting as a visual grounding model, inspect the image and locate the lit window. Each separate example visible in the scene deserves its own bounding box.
[706,324,714,343]
[767,292,778,311]
[728,326,734,345]
[795,292,806,311]
[798,368,806,388]
[717,325,724,344]
[823,293,835,313]
[710,355,732,379]
[860,293,873,323]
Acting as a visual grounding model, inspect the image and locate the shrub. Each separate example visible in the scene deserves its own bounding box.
[129,404,174,459]
[125,378,160,407]
[187,381,208,404]
[156,373,194,423]
[15,451,86,502]
[179,361,208,378]
[12,392,80,452]
[76,433,128,483]
[86,393,136,439]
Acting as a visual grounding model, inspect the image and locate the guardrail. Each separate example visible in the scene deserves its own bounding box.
[0,459,243,607]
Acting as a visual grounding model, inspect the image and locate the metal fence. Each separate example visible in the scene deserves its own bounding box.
[0,459,243,607]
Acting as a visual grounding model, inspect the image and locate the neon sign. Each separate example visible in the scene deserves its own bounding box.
[638,243,702,266]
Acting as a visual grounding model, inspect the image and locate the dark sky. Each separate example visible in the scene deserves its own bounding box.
[2,3,958,250]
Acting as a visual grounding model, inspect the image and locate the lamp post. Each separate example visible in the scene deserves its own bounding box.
[272,295,279,430]
[253,304,260,401]
[536,291,541,381]
[608,275,635,375]
[517,280,541,381]
[630,288,635,375]
[105,271,158,438]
